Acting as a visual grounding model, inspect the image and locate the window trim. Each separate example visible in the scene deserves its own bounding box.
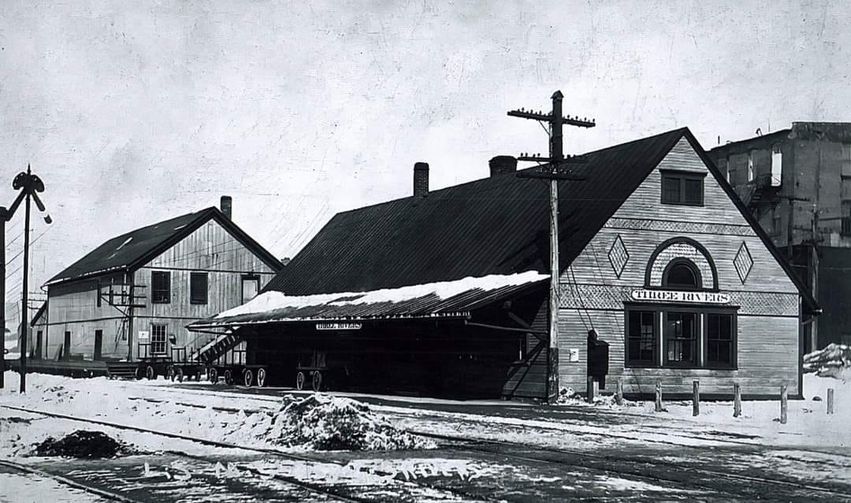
[623,303,738,370]
[659,170,706,206]
[189,272,208,305]
[151,271,171,304]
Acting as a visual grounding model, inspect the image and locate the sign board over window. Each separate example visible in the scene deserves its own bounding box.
[315,322,362,331]
[631,289,731,304]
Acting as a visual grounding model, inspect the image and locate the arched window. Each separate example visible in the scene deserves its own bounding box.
[662,259,702,290]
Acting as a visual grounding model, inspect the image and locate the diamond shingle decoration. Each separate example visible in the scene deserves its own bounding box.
[608,234,629,278]
[734,242,753,284]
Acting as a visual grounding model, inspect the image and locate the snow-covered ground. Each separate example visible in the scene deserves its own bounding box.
[1,370,850,500]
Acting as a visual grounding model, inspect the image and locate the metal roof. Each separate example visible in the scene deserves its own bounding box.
[267,128,690,295]
[190,272,548,329]
[47,207,282,285]
[265,127,817,314]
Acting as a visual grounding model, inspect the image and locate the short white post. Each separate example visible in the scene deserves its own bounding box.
[733,382,742,418]
[586,376,595,403]
[655,380,663,412]
[780,384,788,424]
[615,378,624,406]
[827,388,835,415]
[692,380,700,416]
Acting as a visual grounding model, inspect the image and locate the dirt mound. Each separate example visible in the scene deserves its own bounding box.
[804,344,851,378]
[33,430,131,458]
[260,394,433,451]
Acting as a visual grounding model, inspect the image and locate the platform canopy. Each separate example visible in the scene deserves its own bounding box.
[189,271,548,330]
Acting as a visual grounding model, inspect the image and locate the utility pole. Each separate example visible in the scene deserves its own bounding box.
[508,90,595,403]
[811,203,819,352]
[0,165,50,392]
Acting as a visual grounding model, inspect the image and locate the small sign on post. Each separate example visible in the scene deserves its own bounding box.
[780,384,788,425]
[692,380,700,416]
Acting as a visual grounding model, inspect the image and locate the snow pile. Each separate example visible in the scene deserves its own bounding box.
[555,386,636,407]
[251,394,434,451]
[33,430,134,458]
[804,344,851,377]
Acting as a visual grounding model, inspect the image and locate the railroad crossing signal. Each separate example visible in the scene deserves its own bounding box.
[507,90,595,404]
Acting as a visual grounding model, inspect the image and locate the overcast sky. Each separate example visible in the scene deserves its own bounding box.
[0,0,849,316]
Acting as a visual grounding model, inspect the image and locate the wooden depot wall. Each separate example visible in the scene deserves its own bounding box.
[41,218,277,362]
[555,137,802,398]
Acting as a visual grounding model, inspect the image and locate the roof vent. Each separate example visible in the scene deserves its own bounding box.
[413,162,429,197]
[489,155,517,177]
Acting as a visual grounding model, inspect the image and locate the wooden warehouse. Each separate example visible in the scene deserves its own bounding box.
[191,128,818,400]
[30,198,281,374]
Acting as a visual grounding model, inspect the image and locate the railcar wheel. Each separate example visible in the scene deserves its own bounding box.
[145,365,155,380]
[296,371,305,390]
[134,366,144,380]
[176,367,184,383]
[209,367,218,383]
[224,369,234,385]
[194,370,202,381]
[257,368,267,388]
[167,366,176,381]
[243,368,254,387]
[311,371,322,392]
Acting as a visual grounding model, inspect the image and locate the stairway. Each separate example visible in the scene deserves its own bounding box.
[195,331,244,364]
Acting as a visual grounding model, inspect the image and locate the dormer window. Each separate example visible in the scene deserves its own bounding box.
[662,259,702,290]
[661,171,705,206]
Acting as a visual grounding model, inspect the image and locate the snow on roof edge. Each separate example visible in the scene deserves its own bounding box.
[213,271,550,321]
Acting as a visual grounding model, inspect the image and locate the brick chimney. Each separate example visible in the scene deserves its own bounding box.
[220,195,232,219]
[489,155,517,177]
[413,162,429,197]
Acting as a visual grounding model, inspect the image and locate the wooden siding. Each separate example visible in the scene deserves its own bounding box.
[135,219,277,356]
[501,291,549,400]
[44,219,277,362]
[556,137,802,396]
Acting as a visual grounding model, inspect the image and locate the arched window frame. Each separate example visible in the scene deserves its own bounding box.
[662,258,703,291]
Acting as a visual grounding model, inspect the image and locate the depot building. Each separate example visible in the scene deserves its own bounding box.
[190,128,818,401]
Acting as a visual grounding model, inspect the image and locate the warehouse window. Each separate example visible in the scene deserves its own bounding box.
[151,271,170,304]
[151,324,167,355]
[242,276,260,303]
[626,310,656,366]
[190,272,208,305]
[661,171,704,206]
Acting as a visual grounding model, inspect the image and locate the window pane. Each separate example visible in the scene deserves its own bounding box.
[684,178,703,205]
[665,263,699,289]
[662,176,681,203]
[665,312,696,366]
[242,278,260,303]
[707,313,734,367]
[190,272,208,304]
[152,271,171,304]
[627,311,655,364]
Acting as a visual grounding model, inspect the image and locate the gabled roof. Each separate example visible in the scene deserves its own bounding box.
[47,207,282,285]
[267,127,817,314]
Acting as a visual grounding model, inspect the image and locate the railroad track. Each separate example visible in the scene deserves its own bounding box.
[0,404,489,502]
[410,430,851,502]
[0,458,139,502]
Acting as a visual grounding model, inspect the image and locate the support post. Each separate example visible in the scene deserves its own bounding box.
[19,191,30,393]
[655,380,663,412]
[0,207,5,389]
[615,378,623,406]
[780,384,788,424]
[586,376,594,403]
[827,388,834,415]
[692,380,700,416]
[733,382,742,418]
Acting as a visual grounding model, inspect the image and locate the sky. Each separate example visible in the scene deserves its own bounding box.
[0,0,849,321]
